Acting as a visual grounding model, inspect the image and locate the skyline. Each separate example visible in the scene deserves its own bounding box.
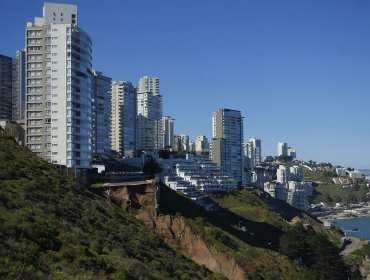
[1,0,369,168]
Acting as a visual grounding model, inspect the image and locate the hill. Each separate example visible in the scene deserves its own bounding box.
[155,185,350,279]
[0,135,219,280]
[303,167,369,205]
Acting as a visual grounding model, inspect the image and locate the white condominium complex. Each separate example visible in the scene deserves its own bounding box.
[162,116,174,149]
[111,81,136,157]
[91,70,111,156]
[211,109,244,184]
[136,76,163,151]
[25,3,92,168]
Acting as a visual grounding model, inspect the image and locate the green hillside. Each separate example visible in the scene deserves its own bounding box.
[0,136,216,280]
[159,186,350,279]
[303,167,369,205]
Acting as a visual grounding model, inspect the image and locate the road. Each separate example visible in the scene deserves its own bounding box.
[340,236,369,255]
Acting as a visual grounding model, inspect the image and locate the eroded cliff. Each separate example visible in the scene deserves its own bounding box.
[106,180,247,280]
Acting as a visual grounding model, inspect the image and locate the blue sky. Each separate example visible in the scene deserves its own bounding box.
[1,0,369,168]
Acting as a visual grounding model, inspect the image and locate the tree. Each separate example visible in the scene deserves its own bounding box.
[142,157,161,178]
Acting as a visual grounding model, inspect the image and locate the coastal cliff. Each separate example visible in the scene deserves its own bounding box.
[106,180,246,279]
[105,179,353,280]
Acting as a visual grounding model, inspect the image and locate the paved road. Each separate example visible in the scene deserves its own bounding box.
[341,236,369,255]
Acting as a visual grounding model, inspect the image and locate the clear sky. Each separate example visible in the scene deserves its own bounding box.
[1,0,369,169]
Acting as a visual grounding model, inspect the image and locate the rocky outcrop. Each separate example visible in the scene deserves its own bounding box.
[156,215,246,280]
[106,180,247,280]
[106,179,159,228]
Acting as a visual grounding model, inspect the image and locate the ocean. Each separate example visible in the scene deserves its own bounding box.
[332,216,370,240]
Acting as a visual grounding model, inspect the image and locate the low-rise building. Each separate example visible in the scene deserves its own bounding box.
[160,154,237,193]
[264,182,288,201]
[348,170,363,179]
[336,167,347,177]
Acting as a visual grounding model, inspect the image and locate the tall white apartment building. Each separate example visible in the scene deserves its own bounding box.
[91,70,111,156]
[277,142,288,157]
[136,76,163,151]
[246,137,262,168]
[162,116,174,149]
[211,109,244,184]
[25,3,92,168]
[195,135,209,154]
[111,81,136,157]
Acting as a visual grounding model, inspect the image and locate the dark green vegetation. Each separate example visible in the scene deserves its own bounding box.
[303,167,370,205]
[303,167,335,184]
[0,136,215,280]
[160,185,350,279]
[211,189,349,279]
[313,184,370,205]
[142,157,162,178]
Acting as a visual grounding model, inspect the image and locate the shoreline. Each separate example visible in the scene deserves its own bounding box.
[317,212,370,221]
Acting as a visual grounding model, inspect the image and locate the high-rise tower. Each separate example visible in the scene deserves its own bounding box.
[246,137,261,169]
[0,54,13,120]
[162,116,174,149]
[136,76,163,151]
[12,50,26,121]
[111,81,136,157]
[211,109,244,184]
[91,70,112,156]
[25,3,92,167]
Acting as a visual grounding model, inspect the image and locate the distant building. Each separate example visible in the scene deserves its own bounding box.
[12,49,26,121]
[277,165,290,184]
[195,135,209,154]
[162,116,174,149]
[188,141,195,153]
[336,167,347,177]
[111,81,136,157]
[173,135,182,152]
[210,108,244,184]
[287,181,313,210]
[179,134,189,151]
[287,147,296,158]
[277,142,288,157]
[290,166,303,181]
[264,182,288,201]
[136,76,163,151]
[91,70,111,156]
[244,142,252,170]
[0,54,13,120]
[246,137,261,169]
[348,170,363,179]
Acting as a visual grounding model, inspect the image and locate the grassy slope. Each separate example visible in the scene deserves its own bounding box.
[159,185,300,280]
[160,185,350,280]
[208,189,345,279]
[0,136,215,280]
[303,167,369,205]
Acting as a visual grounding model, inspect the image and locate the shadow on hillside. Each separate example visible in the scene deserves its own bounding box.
[158,184,283,251]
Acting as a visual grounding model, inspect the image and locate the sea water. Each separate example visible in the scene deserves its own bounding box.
[333,216,370,240]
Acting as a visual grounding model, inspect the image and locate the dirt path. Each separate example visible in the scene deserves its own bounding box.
[340,236,369,255]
